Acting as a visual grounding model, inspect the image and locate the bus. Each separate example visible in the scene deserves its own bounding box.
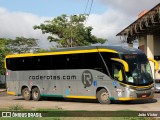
[154,56,160,92]
[5,46,158,104]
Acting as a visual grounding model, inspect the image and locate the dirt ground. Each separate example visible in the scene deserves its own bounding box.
[0,91,160,111]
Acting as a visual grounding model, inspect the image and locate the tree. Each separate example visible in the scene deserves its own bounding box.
[8,37,39,53]
[0,38,11,75]
[34,14,106,47]
[0,37,39,75]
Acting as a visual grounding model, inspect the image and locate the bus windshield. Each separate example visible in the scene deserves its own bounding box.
[122,54,153,86]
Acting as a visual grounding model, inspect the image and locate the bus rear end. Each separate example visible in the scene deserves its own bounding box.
[5,57,20,96]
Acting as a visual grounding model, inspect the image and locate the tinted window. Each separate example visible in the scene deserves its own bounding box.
[52,55,67,69]
[113,63,124,81]
[6,56,52,71]
[14,57,25,70]
[6,58,15,70]
[35,56,52,70]
[83,53,106,73]
[6,52,117,73]
[7,57,34,70]
[101,52,119,76]
[23,57,36,70]
[66,54,83,69]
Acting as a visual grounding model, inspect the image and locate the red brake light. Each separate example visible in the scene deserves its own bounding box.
[6,72,9,76]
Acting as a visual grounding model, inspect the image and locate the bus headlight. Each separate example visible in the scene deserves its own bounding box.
[151,87,155,90]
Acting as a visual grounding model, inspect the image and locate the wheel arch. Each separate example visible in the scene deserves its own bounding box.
[96,86,111,98]
[21,85,41,94]
[21,85,31,93]
[31,85,41,93]
[31,85,42,101]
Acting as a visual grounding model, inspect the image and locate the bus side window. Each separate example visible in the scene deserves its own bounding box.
[36,56,52,70]
[83,53,106,74]
[113,64,123,81]
[52,55,67,70]
[66,54,83,69]
[6,58,15,70]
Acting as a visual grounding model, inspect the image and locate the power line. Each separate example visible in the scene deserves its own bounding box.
[88,0,94,16]
[83,0,94,24]
[84,0,90,14]
[84,0,94,16]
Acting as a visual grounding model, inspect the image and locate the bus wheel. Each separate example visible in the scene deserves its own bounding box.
[97,89,110,104]
[32,87,41,101]
[22,88,31,101]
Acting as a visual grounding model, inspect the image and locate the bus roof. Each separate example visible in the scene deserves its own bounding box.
[6,45,144,58]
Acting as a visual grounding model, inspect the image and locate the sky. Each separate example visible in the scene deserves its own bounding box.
[0,0,160,48]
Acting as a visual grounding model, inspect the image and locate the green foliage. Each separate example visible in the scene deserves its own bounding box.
[0,38,11,75]
[0,37,39,75]
[37,47,56,53]
[34,14,106,47]
[8,37,38,53]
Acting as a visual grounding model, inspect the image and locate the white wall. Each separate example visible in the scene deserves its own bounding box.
[154,36,160,79]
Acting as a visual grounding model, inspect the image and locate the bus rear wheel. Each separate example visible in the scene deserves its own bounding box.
[32,87,41,101]
[22,88,31,101]
[97,88,111,104]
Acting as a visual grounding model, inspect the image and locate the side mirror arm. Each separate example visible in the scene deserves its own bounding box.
[111,58,129,72]
[148,58,159,71]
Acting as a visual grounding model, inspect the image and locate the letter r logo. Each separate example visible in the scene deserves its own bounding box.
[82,70,93,87]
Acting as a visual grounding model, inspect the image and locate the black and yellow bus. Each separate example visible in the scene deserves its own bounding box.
[5,46,158,104]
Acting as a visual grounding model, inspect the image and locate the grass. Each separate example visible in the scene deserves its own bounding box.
[8,104,24,111]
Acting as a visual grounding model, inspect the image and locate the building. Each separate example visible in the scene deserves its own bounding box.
[117,3,160,80]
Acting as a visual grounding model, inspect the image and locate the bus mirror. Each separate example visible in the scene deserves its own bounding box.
[148,58,159,71]
[111,58,129,72]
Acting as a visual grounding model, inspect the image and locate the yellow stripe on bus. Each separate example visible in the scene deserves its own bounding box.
[119,96,153,101]
[148,58,159,70]
[6,49,118,58]
[7,92,16,95]
[66,95,96,99]
[4,59,6,68]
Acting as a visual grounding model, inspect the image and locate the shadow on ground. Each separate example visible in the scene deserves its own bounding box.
[1,91,158,105]
[12,96,158,105]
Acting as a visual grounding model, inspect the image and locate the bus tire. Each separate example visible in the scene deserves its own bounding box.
[22,87,31,101]
[32,87,41,101]
[97,88,110,104]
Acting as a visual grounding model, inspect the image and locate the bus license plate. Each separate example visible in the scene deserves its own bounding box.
[142,94,147,98]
